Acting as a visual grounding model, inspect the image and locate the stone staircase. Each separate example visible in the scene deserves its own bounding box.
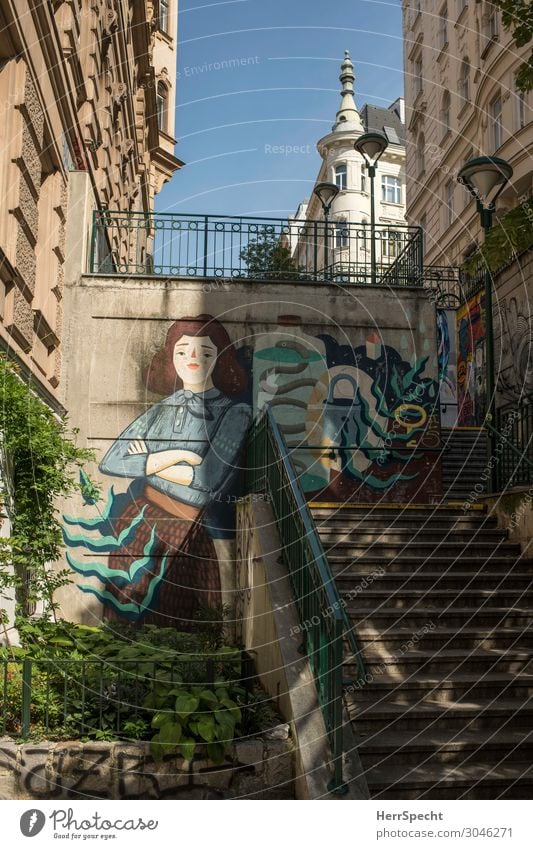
[310,502,533,799]
[442,427,488,501]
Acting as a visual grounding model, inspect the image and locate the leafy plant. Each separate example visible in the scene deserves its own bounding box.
[494,1,533,92]
[462,201,533,278]
[239,231,308,281]
[0,357,93,623]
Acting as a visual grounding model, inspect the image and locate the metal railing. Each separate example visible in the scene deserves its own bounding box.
[89,210,423,286]
[1,651,246,738]
[490,401,533,490]
[423,264,486,306]
[246,406,365,793]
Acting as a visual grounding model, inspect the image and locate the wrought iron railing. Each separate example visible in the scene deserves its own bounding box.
[490,401,533,490]
[1,651,246,738]
[246,406,365,793]
[89,210,423,286]
[423,264,486,306]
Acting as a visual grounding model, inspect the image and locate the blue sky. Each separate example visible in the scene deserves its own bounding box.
[157,0,404,218]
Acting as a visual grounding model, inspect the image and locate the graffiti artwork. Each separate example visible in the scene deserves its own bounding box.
[253,322,440,503]
[457,292,486,426]
[496,296,533,402]
[64,315,440,619]
[437,309,458,427]
[63,315,251,626]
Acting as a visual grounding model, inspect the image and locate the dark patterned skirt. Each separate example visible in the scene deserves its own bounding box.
[104,492,221,629]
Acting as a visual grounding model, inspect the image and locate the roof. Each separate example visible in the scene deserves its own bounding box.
[360,103,406,146]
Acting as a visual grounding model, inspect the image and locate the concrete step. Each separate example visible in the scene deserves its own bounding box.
[347,647,533,678]
[347,606,533,630]
[341,588,533,612]
[313,514,498,531]
[330,554,533,575]
[324,541,520,558]
[317,527,509,543]
[346,625,533,654]
[357,726,533,770]
[348,671,533,705]
[335,570,533,591]
[347,696,533,736]
[363,759,533,800]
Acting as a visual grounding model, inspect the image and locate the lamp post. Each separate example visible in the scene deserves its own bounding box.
[354,131,389,285]
[313,181,340,280]
[457,155,513,491]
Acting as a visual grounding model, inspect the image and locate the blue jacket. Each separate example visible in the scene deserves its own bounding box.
[99,388,252,508]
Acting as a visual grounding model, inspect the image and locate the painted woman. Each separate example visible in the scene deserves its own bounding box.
[96,314,251,627]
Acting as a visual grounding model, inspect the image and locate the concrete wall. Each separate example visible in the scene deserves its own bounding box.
[58,274,440,626]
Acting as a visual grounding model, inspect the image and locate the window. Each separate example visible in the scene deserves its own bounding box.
[417,132,425,175]
[516,88,527,130]
[382,175,402,205]
[491,93,503,149]
[159,0,170,33]
[360,164,367,192]
[335,218,349,249]
[414,54,423,96]
[335,163,347,190]
[445,180,454,226]
[361,218,368,251]
[382,231,401,258]
[156,81,168,132]
[483,5,499,40]
[459,58,470,106]
[441,90,451,134]
[439,5,448,49]
[458,0,467,16]
[384,125,401,145]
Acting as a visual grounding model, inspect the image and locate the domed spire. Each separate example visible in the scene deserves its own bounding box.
[333,49,364,132]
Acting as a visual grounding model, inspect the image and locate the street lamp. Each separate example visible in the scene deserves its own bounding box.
[354,131,389,285]
[457,155,513,490]
[313,181,340,280]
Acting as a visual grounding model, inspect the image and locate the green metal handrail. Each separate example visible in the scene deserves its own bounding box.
[246,406,365,793]
[485,409,533,491]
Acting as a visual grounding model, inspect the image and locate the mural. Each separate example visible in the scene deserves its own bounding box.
[457,292,486,426]
[437,309,458,427]
[253,321,440,504]
[63,315,252,626]
[64,314,440,621]
[496,296,533,403]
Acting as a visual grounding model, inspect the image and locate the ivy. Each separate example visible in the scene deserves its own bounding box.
[494,1,533,92]
[462,201,533,278]
[0,357,93,625]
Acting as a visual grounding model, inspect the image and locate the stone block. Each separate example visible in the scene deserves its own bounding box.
[49,741,83,799]
[66,742,113,799]
[234,739,264,768]
[18,744,50,798]
[264,740,294,797]
[0,741,19,799]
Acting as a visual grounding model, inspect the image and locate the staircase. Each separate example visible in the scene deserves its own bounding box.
[442,427,488,501]
[311,502,533,799]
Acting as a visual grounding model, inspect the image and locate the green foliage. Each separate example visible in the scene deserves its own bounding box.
[494,1,533,91]
[239,232,308,280]
[0,357,93,622]
[0,619,277,759]
[463,201,533,277]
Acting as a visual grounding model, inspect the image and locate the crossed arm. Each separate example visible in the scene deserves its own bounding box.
[127,439,202,486]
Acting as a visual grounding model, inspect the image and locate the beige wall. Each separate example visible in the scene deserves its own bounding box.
[0,1,182,406]
[402,1,532,266]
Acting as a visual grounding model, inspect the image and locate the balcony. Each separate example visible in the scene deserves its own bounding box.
[89,211,424,288]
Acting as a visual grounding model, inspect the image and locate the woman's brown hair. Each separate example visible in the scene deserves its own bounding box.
[144,314,249,396]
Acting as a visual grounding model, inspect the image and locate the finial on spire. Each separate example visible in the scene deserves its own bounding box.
[333,49,363,132]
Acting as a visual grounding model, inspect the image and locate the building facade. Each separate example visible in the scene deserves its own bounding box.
[402,0,530,265]
[0,0,182,411]
[291,51,407,279]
